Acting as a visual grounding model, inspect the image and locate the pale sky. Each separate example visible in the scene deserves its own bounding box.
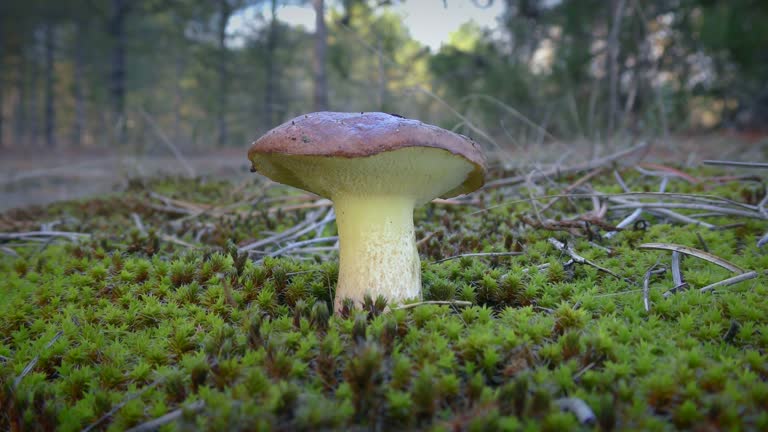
[229,1,506,52]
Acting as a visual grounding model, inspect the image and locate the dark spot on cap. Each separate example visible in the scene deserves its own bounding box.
[388,113,405,119]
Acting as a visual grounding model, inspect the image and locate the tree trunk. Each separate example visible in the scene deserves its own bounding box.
[0,25,4,149]
[173,14,185,145]
[376,34,387,111]
[606,0,626,137]
[264,0,279,127]
[109,0,128,143]
[44,21,56,148]
[28,37,40,148]
[216,0,231,146]
[14,49,27,146]
[312,0,329,111]
[72,19,86,147]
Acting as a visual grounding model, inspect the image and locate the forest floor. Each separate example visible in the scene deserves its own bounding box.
[1,136,767,430]
[1,131,764,210]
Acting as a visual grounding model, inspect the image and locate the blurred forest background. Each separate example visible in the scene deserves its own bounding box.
[0,0,767,155]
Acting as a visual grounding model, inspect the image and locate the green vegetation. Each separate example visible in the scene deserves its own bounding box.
[1,167,766,431]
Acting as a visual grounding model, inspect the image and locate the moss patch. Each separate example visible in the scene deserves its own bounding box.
[1,168,766,431]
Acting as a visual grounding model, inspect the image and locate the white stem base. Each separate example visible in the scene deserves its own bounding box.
[333,195,421,311]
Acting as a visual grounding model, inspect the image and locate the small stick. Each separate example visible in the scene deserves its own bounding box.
[0,231,90,241]
[613,169,631,193]
[124,400,206,432]
[131,213,147,236]
[699,271,759,293]
[539,168,604,213]
[671,251,684,287]
[13,331,64,389]
[548,238,623,280]
[758,232,768,248]
[648,208,715,229]
[138,108,195,177]
[608,200,764,219]
[702,160,768,169]
[695,232,710,252]
[555,397,596,426]
[261,236,339,259]
[393,300,473,311]
[484,142,648,189]
[662,282,689,299]
[432,251,524,264]
[1,246,19,257]
[82,379,165,432]
[605,208,642,239]
[642,264,666,312]
[638,243,743,274]
[416,231,437,248]
[238,208,327,253]
[522,263,551,274]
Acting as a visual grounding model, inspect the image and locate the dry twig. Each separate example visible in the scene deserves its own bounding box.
[13,331,64,389]
[433,251,524,264]
[555,397,596,426]
[638,243,745,274]
[124,400,206,432]
[699,271,760,293]
[548,238,624,280]
[484,142,649,189]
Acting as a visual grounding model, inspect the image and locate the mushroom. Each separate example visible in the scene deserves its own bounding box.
[248,112,486,311]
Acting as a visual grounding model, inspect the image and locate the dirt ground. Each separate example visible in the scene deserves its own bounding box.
[1,133,765,211]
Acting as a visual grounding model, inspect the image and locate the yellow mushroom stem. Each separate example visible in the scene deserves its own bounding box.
[333,194,420,311]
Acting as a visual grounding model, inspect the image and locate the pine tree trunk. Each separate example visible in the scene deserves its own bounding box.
[109,0,127,143]
[264,0,279,127]
[28,38,40,148]
[72,19,86,147]
[606,0,626,137]
[44,21,56,148]
[312,0,328,111]
[216,0,231,146]
[14,50,27,147]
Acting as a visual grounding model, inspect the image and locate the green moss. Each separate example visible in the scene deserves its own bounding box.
[1,170,767,430]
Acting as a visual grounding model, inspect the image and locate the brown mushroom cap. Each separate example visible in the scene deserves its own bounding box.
[248,112,487,200]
